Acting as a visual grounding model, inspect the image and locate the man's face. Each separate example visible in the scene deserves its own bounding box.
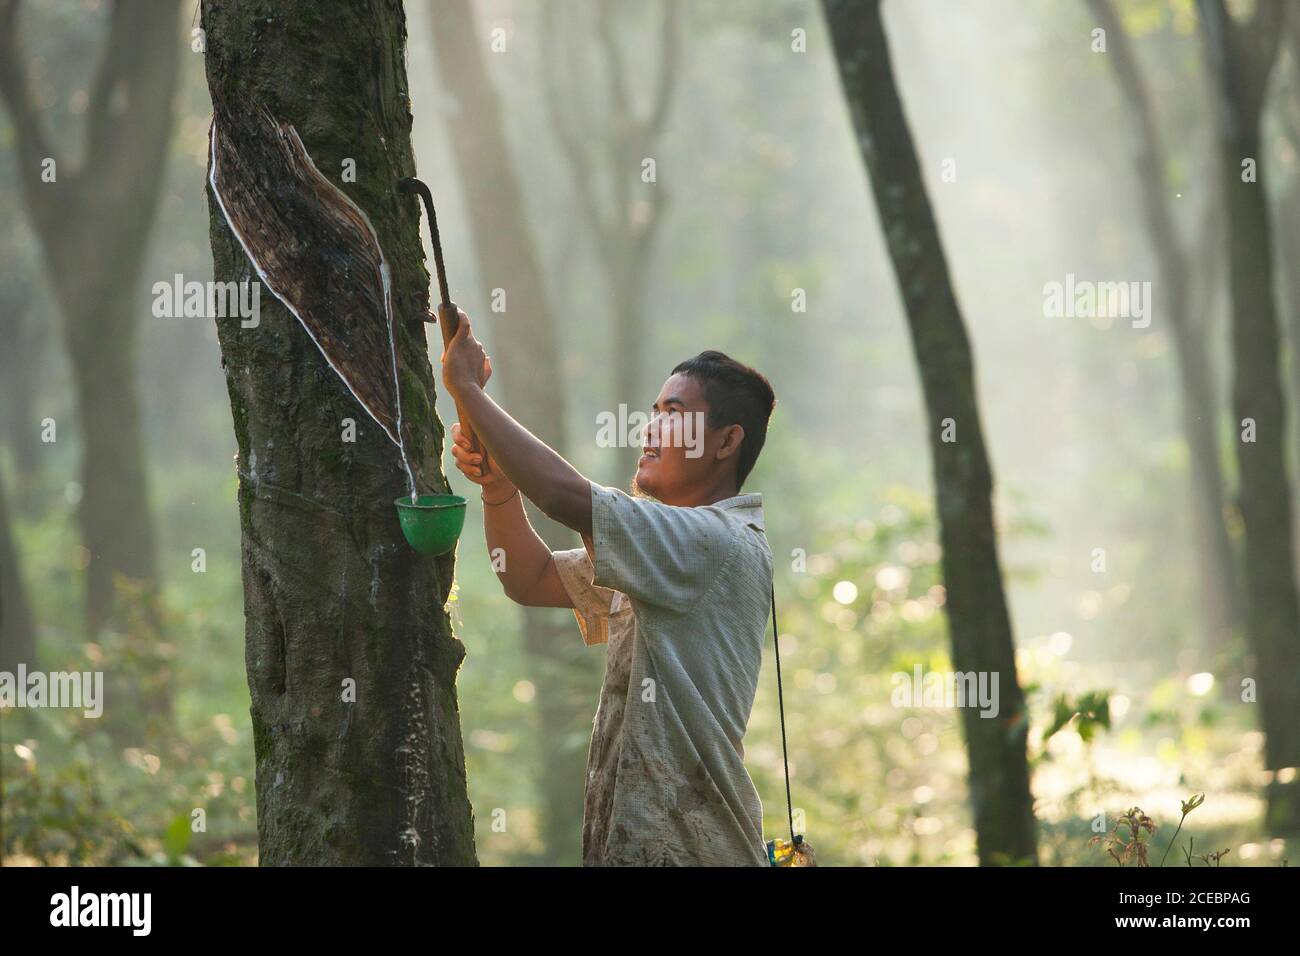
[634,373,735,503]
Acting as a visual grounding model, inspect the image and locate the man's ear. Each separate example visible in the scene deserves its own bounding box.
[715,424,745,462]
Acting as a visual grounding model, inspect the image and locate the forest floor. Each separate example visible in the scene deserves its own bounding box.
[2,475,1292,867]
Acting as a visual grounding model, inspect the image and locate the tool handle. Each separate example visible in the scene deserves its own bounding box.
[437,301,482,457]
[436,301,461,347]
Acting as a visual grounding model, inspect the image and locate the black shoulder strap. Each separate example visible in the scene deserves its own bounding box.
[770,584,795,844]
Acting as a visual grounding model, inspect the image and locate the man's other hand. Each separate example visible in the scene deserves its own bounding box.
[450,421,513,496]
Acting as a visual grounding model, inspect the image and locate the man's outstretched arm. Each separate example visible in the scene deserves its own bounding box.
[441,312,593,538]
[449,422,576,608]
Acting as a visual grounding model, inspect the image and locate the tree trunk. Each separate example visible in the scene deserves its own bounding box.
[429,0,595,863]
[540,1,679,487]
[1199,0,1300,834]
[0,296,41,482]
[822,0,1038,865]
[1088,0,1243,647]
[1280,176,1300,548]
[201,0,477,865]
[60,288,157,632]
[0,0,179,630]
[612,260,651,484]
[0,473,35,673]
[1275,64,1300,562]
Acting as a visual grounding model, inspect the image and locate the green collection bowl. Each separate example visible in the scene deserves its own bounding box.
[394,494,468,555]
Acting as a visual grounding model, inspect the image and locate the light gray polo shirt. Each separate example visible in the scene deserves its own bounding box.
[552,481,773,866]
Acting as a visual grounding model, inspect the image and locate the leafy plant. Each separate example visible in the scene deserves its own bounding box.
[1089,794,1229,866]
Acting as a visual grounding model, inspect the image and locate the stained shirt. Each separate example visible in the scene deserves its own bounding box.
[551,481,773,866]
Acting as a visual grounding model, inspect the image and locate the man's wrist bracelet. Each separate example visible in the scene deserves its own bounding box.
[482,487,520,507]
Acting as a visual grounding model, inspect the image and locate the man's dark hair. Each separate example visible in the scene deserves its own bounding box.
[671,350,776,490]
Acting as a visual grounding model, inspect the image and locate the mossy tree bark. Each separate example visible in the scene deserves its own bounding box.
[1198,0,1300,835]
[201,0,477,865]
[430,0,595,864]
[822,0,1038,865]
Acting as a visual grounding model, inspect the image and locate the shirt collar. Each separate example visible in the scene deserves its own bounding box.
[711,492,765,531]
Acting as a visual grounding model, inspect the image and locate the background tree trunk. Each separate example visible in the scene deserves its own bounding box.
[542,0,680,484]
[0,0,179,631]
[429,0,596,864]
[0,296,41,483]
[1281,165,1300,559]
[201,0,477,865]
[1198,0,1300,835]
[1275,21,1300,567]
[822,0,1038,865]
[1088,0,1243,649]
[0,474,35,673]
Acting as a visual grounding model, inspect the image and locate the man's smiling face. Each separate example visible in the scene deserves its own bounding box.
[634,372,730,504]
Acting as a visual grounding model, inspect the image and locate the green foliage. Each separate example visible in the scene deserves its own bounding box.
[1041,690,1112,747]
[3,719,118,865]
[2,465,254,866]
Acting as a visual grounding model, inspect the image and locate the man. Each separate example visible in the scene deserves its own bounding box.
[442,310,777,866]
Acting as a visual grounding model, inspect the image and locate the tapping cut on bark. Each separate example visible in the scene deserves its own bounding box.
[208,93,417,495]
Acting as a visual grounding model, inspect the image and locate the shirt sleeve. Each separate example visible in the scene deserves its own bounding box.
[588,481,737,614]
[552,546,622,646]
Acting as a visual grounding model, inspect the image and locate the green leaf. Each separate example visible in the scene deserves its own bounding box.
[163,814,192,859]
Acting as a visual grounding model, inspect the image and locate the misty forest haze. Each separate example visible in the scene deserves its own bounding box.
[2,0,1299,868]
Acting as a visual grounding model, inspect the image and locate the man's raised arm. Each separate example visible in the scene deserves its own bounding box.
[440,311,593,538]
